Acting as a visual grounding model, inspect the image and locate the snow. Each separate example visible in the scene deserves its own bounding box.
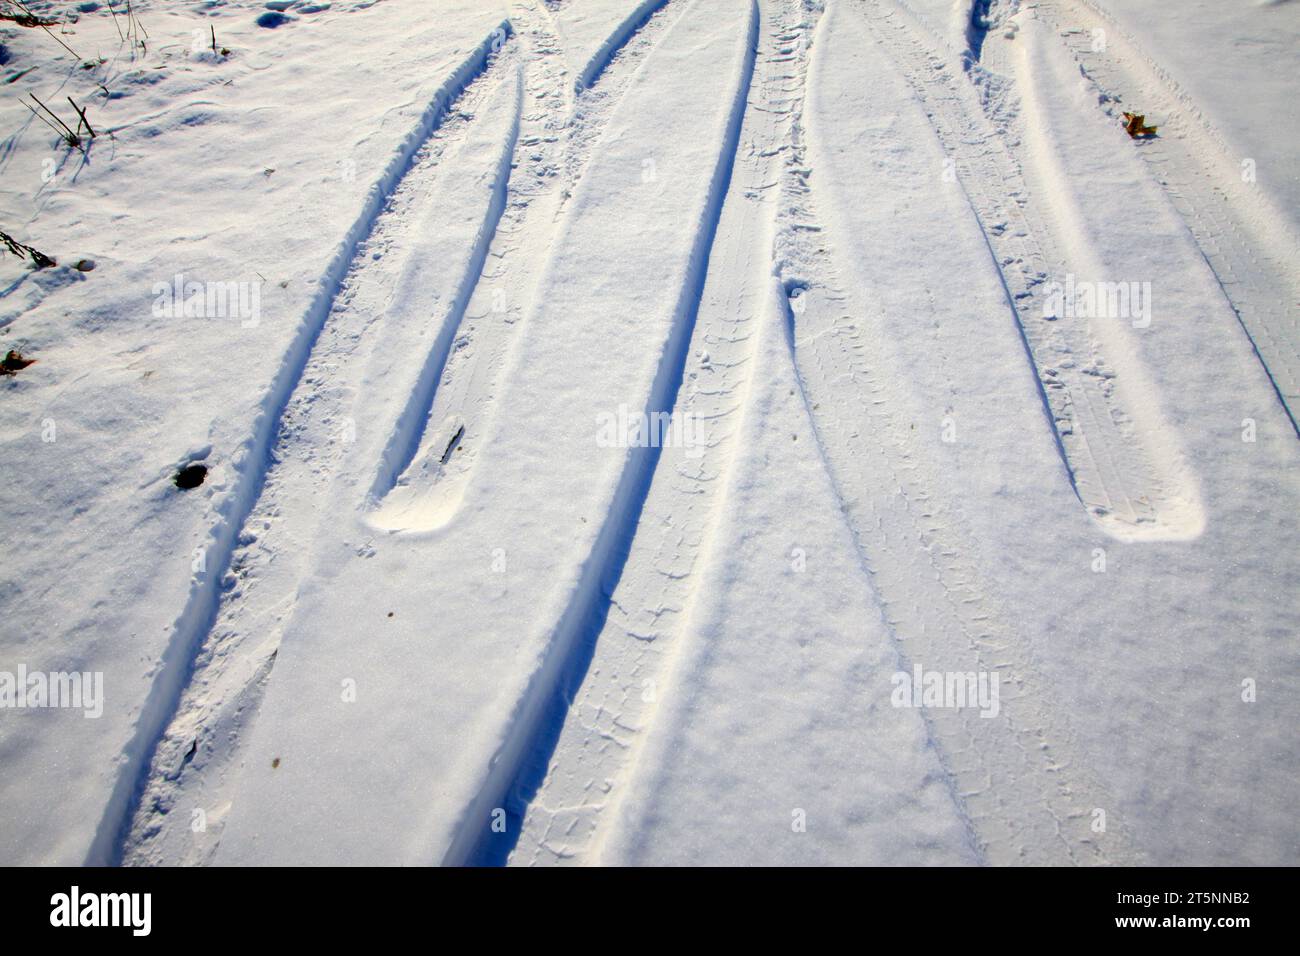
[598,280,978,866]
[212,0,758,866]
[0,0,1296,866]
[1084,0,1300,230]
[559,0,670,92]
[1,0,511,866]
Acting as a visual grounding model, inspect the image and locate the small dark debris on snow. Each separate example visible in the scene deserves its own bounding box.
[174,463,208,490]
[272,757,281,769]
[1122,111,1158,139]
[1,350,36,376]
[0,9,57,28]
[1,230,55,269]
[441,425,465,464]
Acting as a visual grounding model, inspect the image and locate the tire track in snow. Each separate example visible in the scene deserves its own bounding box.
[122,0,717,866]
[557,0,690,210]
[504,0,813,867]
[446,0,762,868]
[199,0,763,864]
[1037,0,1300,435]
[864,0,1202,542]
[367,0,689,535]
[112,22,519,866]
[365,76,524,525]
[777,0,1140,864]
[573,0,672,93]
[993,14,1208,541]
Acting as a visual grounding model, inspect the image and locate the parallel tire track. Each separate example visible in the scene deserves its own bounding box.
[780,0,1140,864]
[508,0,813,867]
[1039,0,1300,434]
[124,0,738,867]
[114,22,518,866]
[444,0,762,868]
[372,0,689,535]
[865,0,1199,541]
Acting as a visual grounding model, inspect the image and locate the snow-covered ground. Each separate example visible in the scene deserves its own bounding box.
[0,0,1295,866]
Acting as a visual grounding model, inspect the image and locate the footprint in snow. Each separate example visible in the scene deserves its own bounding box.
[256,11,295,28]
[257,1,334,28]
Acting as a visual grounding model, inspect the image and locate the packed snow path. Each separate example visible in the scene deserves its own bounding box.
[0,0,1296,866]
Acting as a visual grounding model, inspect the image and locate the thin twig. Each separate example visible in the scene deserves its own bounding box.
[11,0,82,59]
[1,230,57,269]
[30,94,79,143]
[21,101,67,140]
[67,96,95,138]
[105,0,123,41]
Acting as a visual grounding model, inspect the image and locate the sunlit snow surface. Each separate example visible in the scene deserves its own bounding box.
[0,0,1296,866]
